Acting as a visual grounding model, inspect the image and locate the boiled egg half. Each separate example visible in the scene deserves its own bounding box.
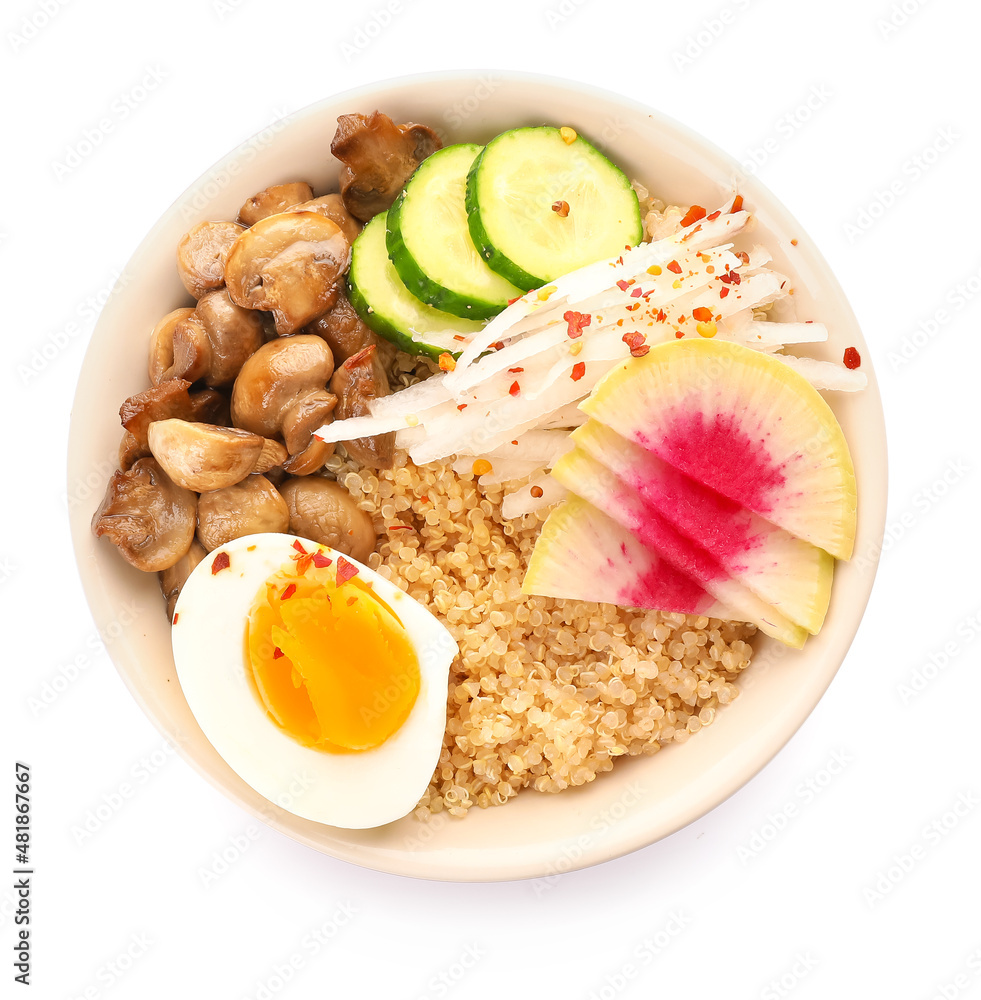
[172,533,457,829]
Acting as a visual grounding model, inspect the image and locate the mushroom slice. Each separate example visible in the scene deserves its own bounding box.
[160,539,207,621]
[282,392,337,456]
[176,221,245,299]
[168,289,265,387]
[279,477,376,562]
[238,182,314,226]
[147,418,271,492]
[288,194,362,244]
[306,293,395,367]
[253,438,289,474]
[149,307,195,386]
[225,213,350,335]
[119,430,150,471]
[330,345,394,469]
[330,111,442,221]
[231,335,335,440]
[282,438,333,477]
[92,457,197,572]
[196,475,290,552]
[120,379,229,450]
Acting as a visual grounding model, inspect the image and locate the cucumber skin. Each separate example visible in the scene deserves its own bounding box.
[386,188,506,322]
[466,128,644,289]
[465,146,545,292]
[345,272,450,363]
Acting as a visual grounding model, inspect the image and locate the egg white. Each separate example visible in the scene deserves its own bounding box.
[172,532,457,829]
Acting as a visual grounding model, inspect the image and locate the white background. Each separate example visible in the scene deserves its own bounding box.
[3,0,980,997]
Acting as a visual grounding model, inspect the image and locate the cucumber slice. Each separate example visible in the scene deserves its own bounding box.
[466,126,643,290]
[387,144,524,320]
[347,214,484,361]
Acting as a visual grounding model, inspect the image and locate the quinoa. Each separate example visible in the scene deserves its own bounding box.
[327,446,756,820]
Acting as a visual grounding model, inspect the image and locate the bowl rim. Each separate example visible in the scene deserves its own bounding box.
[68,68,888,882]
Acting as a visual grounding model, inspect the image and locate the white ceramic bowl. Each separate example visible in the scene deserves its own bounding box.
[68,71,887,882]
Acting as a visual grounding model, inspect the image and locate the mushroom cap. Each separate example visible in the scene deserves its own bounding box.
[92,457,197,572]
[224,212,350,335]
[176,221,245,300]
[148,307,195,386]
[195,288,267,387]
[120,379,229,450]
[330,344,394,469]
[147,418,271,492]
[288,193,362,244]
[238,182,314,227]
[230,335,335,440]
[160,539,208,620]
[330,111,442,221]
[196,475,290,552]
[279,477,376,562]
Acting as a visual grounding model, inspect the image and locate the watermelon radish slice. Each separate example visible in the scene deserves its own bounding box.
[522,496,734,618]
[581,339,857,560]
[571,420,834,634]
[550,449,808,647]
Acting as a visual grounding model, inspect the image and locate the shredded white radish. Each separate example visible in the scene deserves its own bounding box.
[772,353,869,391]
[315,203,866,516]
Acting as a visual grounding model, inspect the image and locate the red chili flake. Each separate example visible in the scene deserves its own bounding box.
[457,403,468,411]
[656,309,667,322]
[622,332,649,357]
[509,381,521,396]
[677,315,687,324]
[453,335,467,342]
[292,540,307,555]
[571,362,586,382]
[734,250,750,266]
[719,287,730,299]
[692,306,713,322]
[420,496,429,503]
[790,239,799,246]
[295,554,313,576]
[551,200,570,217]
[681,223,702,240]
[562,310,592,341]
[507,296,521,305]
[680,205,707,228]
[675,331,685,339]
[718,270,741,285]
[616,279,631,291]
[336,556,359,585]
[730,194,744,213]
[172,613,179,625]
[273,647,284,660]
[281,583,297,601]
[706,210,721,220]
[490,341,505,351]
[630,287,644,298]
[211,551,230,575]
[530,486,544,499]
[313,433,323,442]
[511,440,519,446]
[347,597,358,606]
[312,552,332,568]
[388,525,413,531]
[626,302,640,311]
[843,347,862,370]
[508,367,524,373]
[666,260,682,274]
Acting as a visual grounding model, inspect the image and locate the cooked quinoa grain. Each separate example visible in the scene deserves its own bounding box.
[326,447,756,820]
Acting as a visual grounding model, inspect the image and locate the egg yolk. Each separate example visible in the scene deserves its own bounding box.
[246,560,420,753]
